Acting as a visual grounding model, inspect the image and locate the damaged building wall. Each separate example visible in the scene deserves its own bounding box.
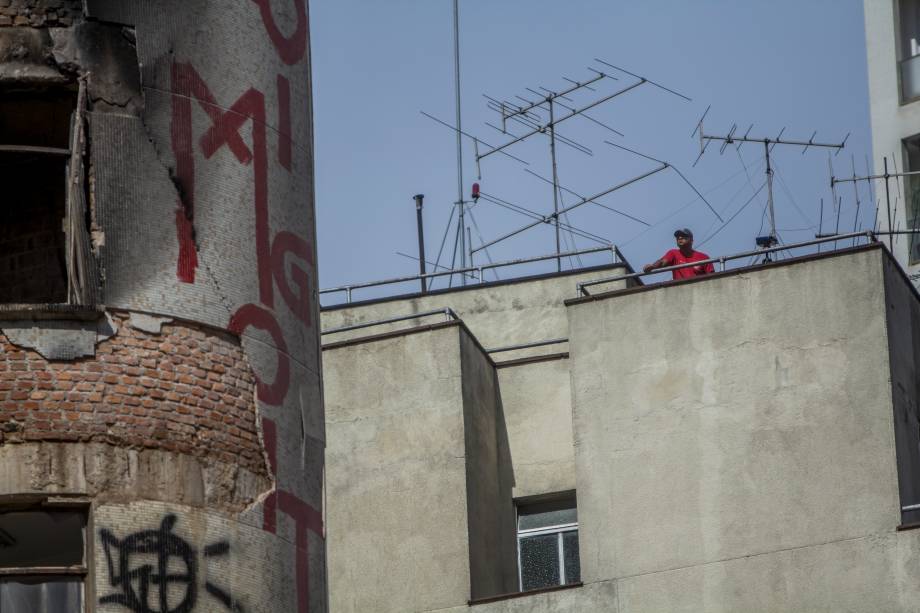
[0,0,82,28]
[0,1,324,612]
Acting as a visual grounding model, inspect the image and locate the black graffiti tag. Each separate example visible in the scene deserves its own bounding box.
[100,514,243,613]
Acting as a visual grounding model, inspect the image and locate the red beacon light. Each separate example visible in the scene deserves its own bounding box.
[471,182,480,202]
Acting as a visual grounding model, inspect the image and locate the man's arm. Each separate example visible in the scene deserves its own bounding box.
[643,258,666,273]
[643,251,673,273]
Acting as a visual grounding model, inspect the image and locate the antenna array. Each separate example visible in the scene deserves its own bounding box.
[693,109,848,251]
[830,156,920,251]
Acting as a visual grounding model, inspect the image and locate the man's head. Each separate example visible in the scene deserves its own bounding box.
[674,228,693,249]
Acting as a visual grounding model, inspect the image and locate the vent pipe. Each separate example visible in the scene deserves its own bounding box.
[414,194,427,293]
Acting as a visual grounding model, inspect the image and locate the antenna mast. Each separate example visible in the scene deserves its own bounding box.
[477,60,688,268]
[452,0,467,283]
[694,120,847,248]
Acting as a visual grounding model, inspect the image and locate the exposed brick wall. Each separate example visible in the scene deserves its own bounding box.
[0,0,82,27]
[0,313,266,475]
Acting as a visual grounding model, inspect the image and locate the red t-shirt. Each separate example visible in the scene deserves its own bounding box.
[660,248,714,280]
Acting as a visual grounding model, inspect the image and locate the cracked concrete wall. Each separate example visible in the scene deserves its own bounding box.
[0,1,324,611]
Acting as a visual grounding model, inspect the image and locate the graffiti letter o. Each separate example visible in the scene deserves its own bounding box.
[228,304,290,406]
[250,0,308,65]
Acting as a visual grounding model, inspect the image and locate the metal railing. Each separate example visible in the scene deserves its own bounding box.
[320,245,623,305]
[321,307,459,336]
[576,231,882,296]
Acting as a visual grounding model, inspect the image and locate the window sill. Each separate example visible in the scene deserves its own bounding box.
[897,521,920,531]
[468,582,583,606]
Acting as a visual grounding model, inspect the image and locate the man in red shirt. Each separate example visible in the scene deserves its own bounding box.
[643,228,715,280]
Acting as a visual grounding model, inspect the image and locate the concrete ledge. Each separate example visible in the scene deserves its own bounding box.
[0,442,271,515]
[468,582,583,606]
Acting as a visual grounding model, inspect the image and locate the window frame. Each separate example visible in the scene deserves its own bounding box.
[894,0,920,105]
[900,134,920,264]
[0,499,90,613]
[0,77,97,307]
[515,494,580,593]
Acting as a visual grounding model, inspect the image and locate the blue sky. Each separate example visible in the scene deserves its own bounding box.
[311,0,871,303]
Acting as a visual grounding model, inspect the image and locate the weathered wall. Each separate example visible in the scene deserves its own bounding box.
[459,331,517,600]
[455,530,920,612]
[0,313,263,473]
[565,246,911,605]
[883,250,920,525]
[0,1,324,611]
[324,325,471,613]
[321,265,629,360]
[496,357,575,498]
[94,500,308,613]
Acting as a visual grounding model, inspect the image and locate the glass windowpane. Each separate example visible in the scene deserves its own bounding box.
[0,577,82,613]
[519,533,560,591]
[0,511,85,568]
[562,530,581,584]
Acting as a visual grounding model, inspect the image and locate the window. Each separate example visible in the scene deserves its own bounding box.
[0,81,96,305]
[900,0,920,102]
[0,508,87,613]
[903,135,920,263]
[516,496,580,592]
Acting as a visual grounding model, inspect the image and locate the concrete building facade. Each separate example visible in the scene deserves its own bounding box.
[322,243,920,612]
[0,2,324,612]
[865,0,920,280]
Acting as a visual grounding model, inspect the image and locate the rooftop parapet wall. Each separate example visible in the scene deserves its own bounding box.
[321,264,631,358]
[565,245,917,605]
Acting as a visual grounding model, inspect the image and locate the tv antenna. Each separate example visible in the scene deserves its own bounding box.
[693,110,848,252]
[830,155,920,251]
[474,59,698,272]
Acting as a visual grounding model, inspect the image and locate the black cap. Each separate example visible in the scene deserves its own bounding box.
[674,228,693,238]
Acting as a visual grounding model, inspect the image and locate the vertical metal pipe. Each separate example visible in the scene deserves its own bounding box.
[414,194,427,293]
[452,0,467,283]
[884,157,894,251]
[549,97,562,272]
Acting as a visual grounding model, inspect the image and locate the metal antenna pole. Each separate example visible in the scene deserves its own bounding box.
[850,156,861,246]
[548,97,562,271]
[452,0,467,284]
[884,156,893,251]
[764,140,777,243]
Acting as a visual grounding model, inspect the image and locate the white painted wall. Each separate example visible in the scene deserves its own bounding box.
[865,0,920,281]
